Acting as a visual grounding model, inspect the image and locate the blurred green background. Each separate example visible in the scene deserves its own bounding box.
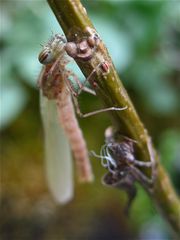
[1,0,180,239]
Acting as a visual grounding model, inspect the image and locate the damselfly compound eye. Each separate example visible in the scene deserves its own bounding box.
[38,48,54,65]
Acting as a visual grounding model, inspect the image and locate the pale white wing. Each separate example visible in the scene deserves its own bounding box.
[40,91,74,204]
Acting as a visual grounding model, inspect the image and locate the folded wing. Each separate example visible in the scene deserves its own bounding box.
[40,92,74,204]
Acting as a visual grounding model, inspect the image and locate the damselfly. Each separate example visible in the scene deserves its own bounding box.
[38,33,127,204]
[38,34,94,204]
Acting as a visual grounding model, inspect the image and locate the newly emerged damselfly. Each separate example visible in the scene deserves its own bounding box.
[38,34,94,204]
[38,33,127,204]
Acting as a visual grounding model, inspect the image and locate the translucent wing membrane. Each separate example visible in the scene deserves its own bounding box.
[40,91,73,204]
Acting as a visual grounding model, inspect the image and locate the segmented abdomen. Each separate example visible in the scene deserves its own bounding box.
[56,83,94,182]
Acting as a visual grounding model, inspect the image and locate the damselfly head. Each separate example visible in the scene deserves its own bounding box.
[38,34,66,65]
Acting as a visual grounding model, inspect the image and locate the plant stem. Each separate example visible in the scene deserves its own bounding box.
[47,0,180,234]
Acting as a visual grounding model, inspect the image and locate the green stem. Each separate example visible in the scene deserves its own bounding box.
[47,0,180,234]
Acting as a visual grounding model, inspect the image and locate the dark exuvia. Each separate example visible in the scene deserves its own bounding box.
[93,127,156,215]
